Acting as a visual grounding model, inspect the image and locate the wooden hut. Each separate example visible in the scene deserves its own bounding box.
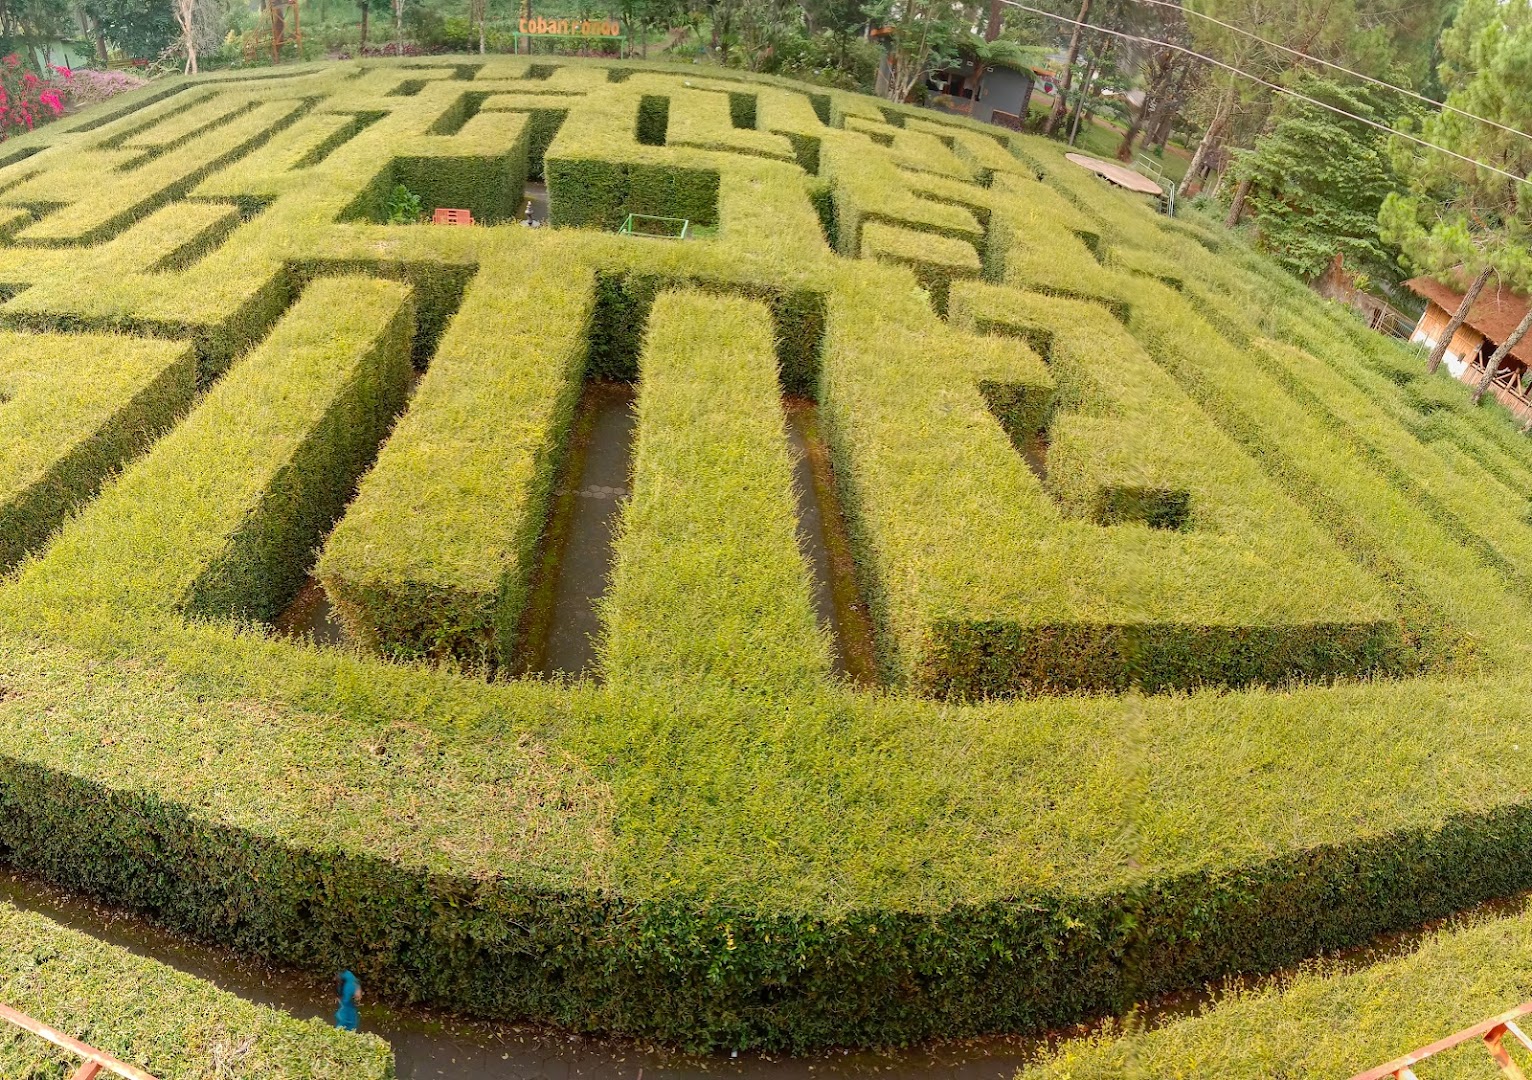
[1405,273,1532,421]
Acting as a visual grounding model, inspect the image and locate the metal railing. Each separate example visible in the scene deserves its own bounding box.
[0,1002,161,1080]
[1348,1001,1532,1080]
[1134,153,1175,215]
[618,213,690,240]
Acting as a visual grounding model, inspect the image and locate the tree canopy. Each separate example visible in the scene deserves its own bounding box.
[1233,78,1407,279]
[1380,0,1532,291]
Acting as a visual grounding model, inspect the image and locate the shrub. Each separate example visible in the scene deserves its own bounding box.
[0,331,196,571]
[385,181,423,222]
[8,58,1532,1062]
[0,55,66,140]
[318,261,594,666]
[61,67,149,108]
[0,902,392,1079]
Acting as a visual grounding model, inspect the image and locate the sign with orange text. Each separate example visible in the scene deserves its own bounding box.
[518,17,622,36]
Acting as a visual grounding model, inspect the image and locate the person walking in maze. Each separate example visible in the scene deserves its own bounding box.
[335,969,362,1031]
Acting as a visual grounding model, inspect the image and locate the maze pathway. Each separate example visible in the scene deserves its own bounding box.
[0,57,1530,1057]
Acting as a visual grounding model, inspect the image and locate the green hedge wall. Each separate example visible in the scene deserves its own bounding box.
[547,157,720,229]
[0,332,195,571]
[1023,899,1532,1079]
[11,668,1532,1053]
[602,290,830,690]
[10,57,1532,1064]
[14,277,414,626]
[318,257,593,667]
[0,902,393,1079]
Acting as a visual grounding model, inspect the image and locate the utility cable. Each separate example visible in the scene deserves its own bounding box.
[1124,0,1532,146]
[999,0,1532,187]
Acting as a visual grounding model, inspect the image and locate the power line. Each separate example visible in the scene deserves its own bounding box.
[1126,0,1532,147]
[1000,0,1532,188]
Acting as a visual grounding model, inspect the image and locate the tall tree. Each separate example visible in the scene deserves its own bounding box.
[731,0,792,68]
[1041,0,1089,136]
[172,0,220,72]
[1117,24,1193,161]
[1177,0,1450,198]
[868,0,965,102]
[468,0,486,52]
[1230,77,1407,279]
[79,0,175,59]
[799,0,863,64]
[1380,0,1532,380]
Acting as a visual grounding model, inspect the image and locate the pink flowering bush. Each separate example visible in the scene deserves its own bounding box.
[0,55,68,140]
[64,68,149,108]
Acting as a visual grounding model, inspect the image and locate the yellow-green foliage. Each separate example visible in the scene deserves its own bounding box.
[0,331,194,569]
[1023,899,1532,1079]
[6,56,1532,1062]
[18,276,413,624]
[602,290,831,690]
[318,256,594,665]
[0,902,393,1079]
[861,220,980,315]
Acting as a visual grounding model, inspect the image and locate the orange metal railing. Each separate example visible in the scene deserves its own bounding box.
[0,1002,160,1080]
[1348,1001,1532,1080]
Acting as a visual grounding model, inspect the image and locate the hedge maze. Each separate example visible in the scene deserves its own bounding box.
[0,902,391,1078]
[4,57,1532,1061]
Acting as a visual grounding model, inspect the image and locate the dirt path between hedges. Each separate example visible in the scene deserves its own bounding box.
[0,868,1053,1080]
[6,865,1526,1080]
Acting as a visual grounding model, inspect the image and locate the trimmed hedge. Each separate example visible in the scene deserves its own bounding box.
[820,264,1400,697]
[602,289,830,690]
[1115,270,1532,666]
[10,57,1532,1062]
[0,331,195,571]
[343,110,530,224]
[665,85,798,162]
[9,99,309,246]
[545,77,728,228]
[0,902,393,1079]
[318,257,593,667]
[1023,899,1532,1079]
[16,276,413,625]
[820,129,984,257]
[860,220,980,316]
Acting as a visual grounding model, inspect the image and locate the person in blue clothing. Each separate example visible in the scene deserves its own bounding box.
[335,970,362,1031]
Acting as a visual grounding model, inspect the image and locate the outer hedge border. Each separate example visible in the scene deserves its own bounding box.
[1022,899,1532,1078]
[0,902,393,1079]
[11,724,1532,1053]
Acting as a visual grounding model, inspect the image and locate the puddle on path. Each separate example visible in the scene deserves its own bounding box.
[270,367,426,653]
[1018,429,1048,483]
[273,576,348,646]
[518,381,636,679]
[782,399,877,685]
